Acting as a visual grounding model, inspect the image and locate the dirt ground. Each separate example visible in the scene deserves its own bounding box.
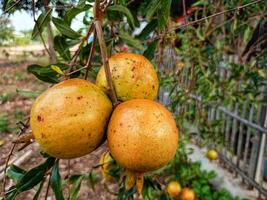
[0,47,119,200]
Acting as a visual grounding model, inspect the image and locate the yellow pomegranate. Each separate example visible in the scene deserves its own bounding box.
[107,99,178,172]
[30,79,112,159]
[181,188,195,200]
[96,53,159,101]
[167,181,182,197]
[206,149,218,161]
[99,151,118,182]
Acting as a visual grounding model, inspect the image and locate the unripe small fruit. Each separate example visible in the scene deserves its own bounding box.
[206,149,218,161]
[167,181,182,197]
[181,188,195,200]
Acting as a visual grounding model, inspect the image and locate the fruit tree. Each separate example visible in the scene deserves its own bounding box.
[1,0,267,199]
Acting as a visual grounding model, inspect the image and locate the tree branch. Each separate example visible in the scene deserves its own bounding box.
[84,29,97,80]
[94,0,118,104]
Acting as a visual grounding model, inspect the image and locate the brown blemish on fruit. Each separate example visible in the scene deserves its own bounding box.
[77,96,83,100]
[37,115,44,122]
[41,132,45,138]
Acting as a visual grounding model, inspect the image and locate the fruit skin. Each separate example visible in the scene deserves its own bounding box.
[107,99,178,172]
[206,149,218,160]
[181,188,195,200]
[96,53,159,101]
[167,181,182,197]
[99,151,117,182]
[30,79,112,159]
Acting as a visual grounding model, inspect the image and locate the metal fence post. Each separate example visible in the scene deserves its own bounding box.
[255,96,267,184]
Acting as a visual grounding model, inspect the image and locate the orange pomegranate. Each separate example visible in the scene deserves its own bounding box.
[96,53,159,101]
[181,188,195,200]
[167,181,182,197]
[30,79,112,159]
[107,99,178,172]
[206,149,218,161]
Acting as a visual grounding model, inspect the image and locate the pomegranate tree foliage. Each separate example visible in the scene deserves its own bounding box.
[2,0,267,199]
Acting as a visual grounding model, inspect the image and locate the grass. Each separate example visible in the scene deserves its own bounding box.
[0,91,17,103]
[15,71,28,81]
[0,113,9,133]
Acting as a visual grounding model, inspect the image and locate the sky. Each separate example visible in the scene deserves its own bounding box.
[9,11,35,32]
[7,10,85,33]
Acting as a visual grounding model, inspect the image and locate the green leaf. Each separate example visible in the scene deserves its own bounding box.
[244,26,252,43]
[16,89,41,98]
[33,180,45,200]
[146,0,161,22]
[27,65,59,83]
[7,165,26,183]
[119,32,144,51]
[159,193,170,200]
[107,5,136,28]
[196,28,205,41]
[32,9,52,39]
[86,172,98,190]
[64,4,91,25]
[69,176,84,200]
[193,0,208,6]
[158,0,171,30]
[27,63,68,83]
[3,0,18,13]
[54,36,71,61]
[52,17,81,39]
[137,19,157,40]
[16,157,55,192]
[143,39,159,60]
[51,65,65,75]
[50,160,64,200]
[4,187,18,200]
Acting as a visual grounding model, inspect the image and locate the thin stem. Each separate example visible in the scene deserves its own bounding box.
[84,29,97,80]
[94,0,118,104]
[182,0,195,90]
[3,0,22,13]
[2,118,30,196]
[32,0,52,59]
[68,23,95,74]
[45,173,51,200]
[66,66,88,76]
